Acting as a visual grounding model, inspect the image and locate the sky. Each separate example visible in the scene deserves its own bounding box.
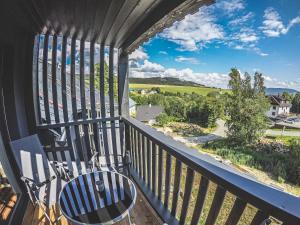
[129,0,300,90]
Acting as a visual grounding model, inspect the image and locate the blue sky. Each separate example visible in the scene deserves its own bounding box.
[129,0,300,90]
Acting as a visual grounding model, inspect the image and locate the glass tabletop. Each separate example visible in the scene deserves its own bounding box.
[59,170,136,225]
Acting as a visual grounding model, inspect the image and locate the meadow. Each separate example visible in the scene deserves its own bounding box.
[129,83,228,96]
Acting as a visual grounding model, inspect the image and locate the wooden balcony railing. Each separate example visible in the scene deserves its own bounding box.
[123,116,300,225]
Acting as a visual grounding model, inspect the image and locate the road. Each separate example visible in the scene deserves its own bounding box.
[173,119,227,145]
[265,129,300,137]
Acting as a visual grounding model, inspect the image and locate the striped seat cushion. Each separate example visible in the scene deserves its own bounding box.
[59,171,136,225]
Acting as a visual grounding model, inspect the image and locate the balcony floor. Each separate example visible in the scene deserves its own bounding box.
[22,184,163,225]
[0,184,17,225]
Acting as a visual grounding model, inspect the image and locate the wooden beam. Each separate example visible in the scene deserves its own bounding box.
[118,51,129,117]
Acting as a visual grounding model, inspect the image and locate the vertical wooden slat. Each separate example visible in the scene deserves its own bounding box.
[51,34,65,162]
[171,159,182,217]
[147,138,151,188]
[141,134,146,181]
[80,39,91,160]
[71,36,85,163]
[33,35,41,125]
[51,35,60,124]
[134,128,139,172]
[225,198,247,225]
[119,120,125,161]
[138,132,142,176]
[118,52,129,116]
[89,41,100,154]
[190,176,209,225]
[108,46,118,166]
[157,147,163,200]
[250,210,269,225]
[204,185,226,225]
[164,153,171,208]
[42,33,50,124]
[180,167,195,224]
[151,142,156,194]
[124,123,131,171]
[61,36,75,161]
[130,126,136,170]
[99,43,110,165]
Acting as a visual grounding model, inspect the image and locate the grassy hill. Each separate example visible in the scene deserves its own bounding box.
[265,88,298,95]
[129,77,205,87]
[129,76,227,95]
[129,83,226,96]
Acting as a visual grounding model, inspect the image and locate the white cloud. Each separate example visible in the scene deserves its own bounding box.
[129,55,300,90]
[159,51,168,55]
[263,75,300,90]
[216,0,245,16]
[238,31,259,42]
[160,7,224,51]
[259,52,269,57]
[129,47,148,61]
[129,57,229,88]
[175,56,200,64]
[260,7,300,37]
[228,12,254,26]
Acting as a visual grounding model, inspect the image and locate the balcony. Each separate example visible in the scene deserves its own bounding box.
[0,0,300,225]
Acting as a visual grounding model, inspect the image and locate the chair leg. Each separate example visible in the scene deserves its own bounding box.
[127,212,132,225]
[38,201,63,225]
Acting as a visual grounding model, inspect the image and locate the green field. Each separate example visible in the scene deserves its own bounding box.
[129,83,227,95]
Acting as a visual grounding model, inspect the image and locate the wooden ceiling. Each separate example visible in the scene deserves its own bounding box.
[0,0,213,52]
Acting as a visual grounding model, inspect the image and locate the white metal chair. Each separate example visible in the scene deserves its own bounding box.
[10,134,71,224]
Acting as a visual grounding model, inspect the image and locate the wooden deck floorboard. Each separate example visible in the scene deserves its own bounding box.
[0,185,17,225]
[23,186,163,225]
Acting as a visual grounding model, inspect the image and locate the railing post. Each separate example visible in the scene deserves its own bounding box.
[118,50,129,117]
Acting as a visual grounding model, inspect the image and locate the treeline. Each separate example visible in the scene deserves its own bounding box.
[130,90,225,128]
[85,62,118,96]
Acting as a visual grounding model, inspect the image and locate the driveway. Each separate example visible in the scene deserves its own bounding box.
[173,119,227,145]
[266,129,300,137]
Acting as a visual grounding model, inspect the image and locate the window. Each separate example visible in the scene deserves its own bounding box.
[272,112,276,116]
[273,106,276,110]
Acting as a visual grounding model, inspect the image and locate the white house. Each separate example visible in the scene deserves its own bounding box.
[266,95,291,119]
[129,98,137,116]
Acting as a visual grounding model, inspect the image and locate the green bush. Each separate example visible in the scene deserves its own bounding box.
[156,113,178,127]
[204,138,300,185]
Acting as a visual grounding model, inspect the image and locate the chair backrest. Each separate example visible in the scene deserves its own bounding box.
[10,134,56,182]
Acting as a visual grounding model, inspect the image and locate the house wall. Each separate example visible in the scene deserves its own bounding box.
[278,106,290,115]
[266,105,291,118]
[266,105,279,118]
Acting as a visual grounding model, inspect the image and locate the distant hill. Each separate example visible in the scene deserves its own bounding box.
[265,88,298,96]
[129,77,205,87]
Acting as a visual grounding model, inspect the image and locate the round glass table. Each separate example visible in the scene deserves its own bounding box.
[59,171,136,225]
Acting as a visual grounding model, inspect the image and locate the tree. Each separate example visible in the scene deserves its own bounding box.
[282,91,293,102]
[291,92,300,114]
[164,96,186,120]
[151,87,161,93]
[85,62,118,96]
[186,98,223,128]
[225,68,270,145]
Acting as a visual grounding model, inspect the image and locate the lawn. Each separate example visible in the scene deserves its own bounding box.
[129,83,227,96]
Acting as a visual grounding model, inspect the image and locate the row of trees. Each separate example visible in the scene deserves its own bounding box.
[291,93,300,113]
[131,91,224,128]
[132,68,298,147]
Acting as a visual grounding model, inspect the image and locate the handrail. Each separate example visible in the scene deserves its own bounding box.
[37,116,121,129]
[122,116,300,224]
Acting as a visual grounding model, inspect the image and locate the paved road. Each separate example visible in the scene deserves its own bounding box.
[173,119,227,144]
[265,129,300,137]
